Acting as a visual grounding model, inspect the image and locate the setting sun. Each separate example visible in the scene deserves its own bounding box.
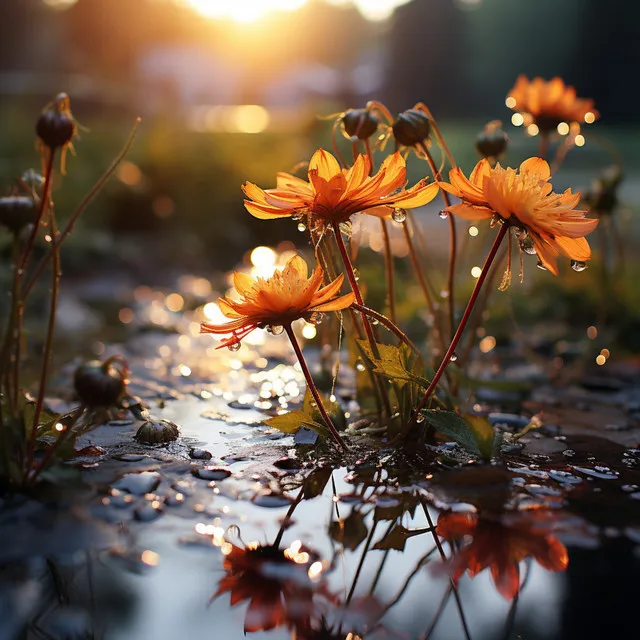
[183,0,308,22]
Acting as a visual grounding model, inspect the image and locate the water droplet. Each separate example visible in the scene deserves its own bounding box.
[439,210,449,219]
[228,342,241,351]
[440,289,449,299]
[449,353,459,362]
[353,268,360,281]
[415,414,425,424]
[355,359,366,372]
[309,312,325,325]
[339,221,352,236]
[520,237,537,255]
[371,317,379,325]
[267,325,284,335]
[297,222,307,232]
[392,208,407,223]
[571,260,588,272]
[536,260,548,271]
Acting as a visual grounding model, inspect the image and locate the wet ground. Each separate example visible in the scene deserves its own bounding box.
[2,264,640,640]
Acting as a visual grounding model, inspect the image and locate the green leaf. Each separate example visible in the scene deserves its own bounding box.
[423,410,495,461]
[263,411,330,439]
[356,340,430,389]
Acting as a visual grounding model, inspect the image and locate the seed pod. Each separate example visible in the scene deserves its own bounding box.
[0,196,37,234]
[392,109,431,147]
[135,419,180,445]
[476,121,508,159]
[341,108,379,140]
[36,93,76,150]
[74,358,127,407]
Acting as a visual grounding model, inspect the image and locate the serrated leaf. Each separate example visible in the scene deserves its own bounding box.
[263,411,330,439]
[372,524,431,551]
[423,410,495,461]
[356,340,430,388]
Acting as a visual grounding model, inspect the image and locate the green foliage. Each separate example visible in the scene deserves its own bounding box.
[263,388,344,440]
[423,410,496,461]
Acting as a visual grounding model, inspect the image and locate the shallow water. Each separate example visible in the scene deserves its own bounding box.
[2,280,640,640]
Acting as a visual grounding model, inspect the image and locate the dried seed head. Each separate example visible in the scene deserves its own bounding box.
[475,121,508,159]
[74,358,127,407]
[341,108,379,140]
[36,93,76,150]
[392,109,431,147]
[0,196,37,234]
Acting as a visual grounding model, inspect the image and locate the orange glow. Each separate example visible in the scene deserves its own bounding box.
[184,0,308,22]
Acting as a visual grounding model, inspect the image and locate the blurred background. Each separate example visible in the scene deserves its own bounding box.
[0,0,638,305]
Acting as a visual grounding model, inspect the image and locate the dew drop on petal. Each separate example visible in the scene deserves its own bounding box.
[536,260,548,271]
[571,260,588,272]
[267,325,284,335]
[392,208,407,223]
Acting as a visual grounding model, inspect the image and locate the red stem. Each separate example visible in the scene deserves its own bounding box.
[410,223,508,423]
[285,325,347,451]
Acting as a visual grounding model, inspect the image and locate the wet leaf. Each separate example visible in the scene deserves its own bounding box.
[372,524,430,551]
[330,510,368,550]
[356,340,430,389]
[263,411,331,440]
[423,410,495,460]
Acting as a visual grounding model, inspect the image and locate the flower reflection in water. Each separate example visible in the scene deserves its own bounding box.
[437,510,569,599]
[213,540,332,634]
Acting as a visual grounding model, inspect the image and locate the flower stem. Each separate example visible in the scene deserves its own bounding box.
[351,302,421,358]
[26,208,62,476]
[22,119,140,299]
[538,132,550,161]
[406,223,508,434]
[332,222,392,417]
[284,325,347,451]
[419,141,456,341]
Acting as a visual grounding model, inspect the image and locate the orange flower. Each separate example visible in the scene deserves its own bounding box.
[200,254,354,348]
[243,149,438,225]
[439,157,598,275]
[437,511,569,600]
[507,75,598,132]
[214,543,326,634]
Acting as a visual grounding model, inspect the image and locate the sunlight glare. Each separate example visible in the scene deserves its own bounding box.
[184,0,308,22]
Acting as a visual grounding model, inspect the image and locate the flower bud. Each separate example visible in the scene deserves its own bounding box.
[475,121,508,159]
[0,196,37,234]
[392,109,431,147]
[341,108,379,140]
[74,358,127,407]
[36,93,76,150]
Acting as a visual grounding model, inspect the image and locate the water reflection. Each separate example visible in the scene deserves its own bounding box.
[436,510,569,599]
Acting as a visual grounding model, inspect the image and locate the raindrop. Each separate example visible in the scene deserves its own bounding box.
[371,317,379,325]
[309,312,325,325]
[392,208,407,223]
[415,414,425,424]
[353,268,360,281]
[536,260,548,271]
[228,342,241,351]
[355,359,366,372]
[439,210,449,219]
[267,325,284,335]
[520,237,537,255]
[339,221,352,236]
[297,222,307,232]
[571,260,588,272]
[449,353,459,362]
